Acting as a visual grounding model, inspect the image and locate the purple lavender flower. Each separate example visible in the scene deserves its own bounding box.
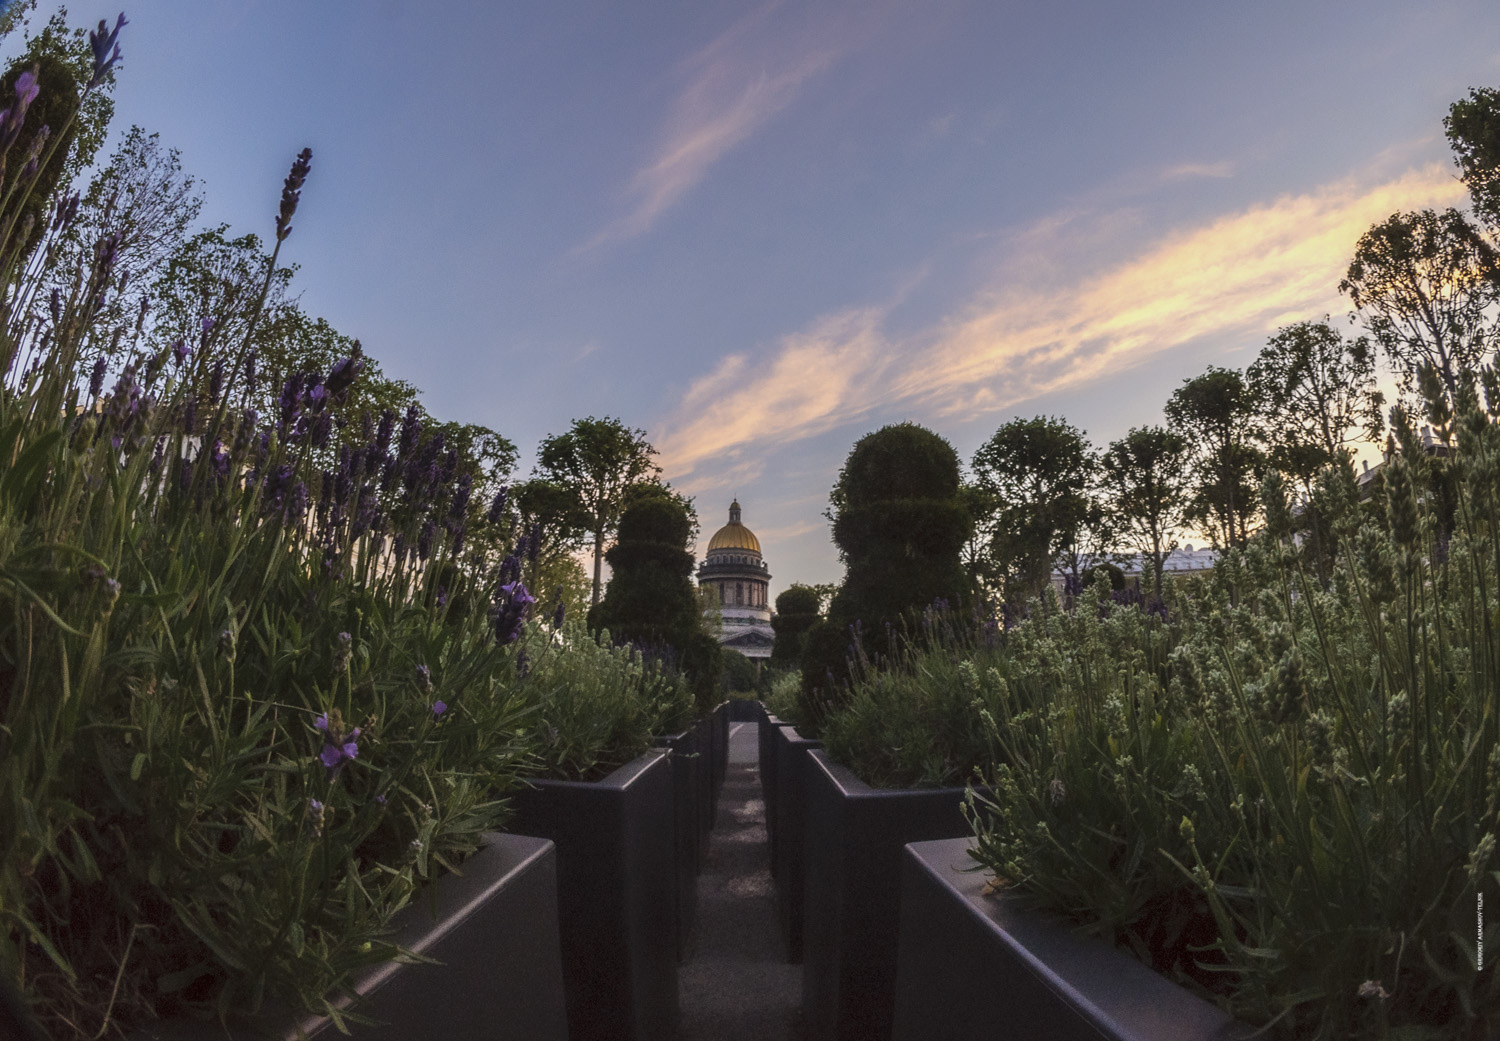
[182,398,197,435]
[325,351,365,402]
[209,359,225,406]
[526,523,541,566]
[200,316,214,341]
[276,147,313,242]
[435,586,448,608]
[516,651,531,678]
[375,794,387,806]
[497,554,521,586]
[488,486,509,525]
[319,730,360,776]
[308,382,328,409]
[88,357,106,399]
[48,288,60,326]
[88,14,128,89]
[553,595,566,630]
[375,410,396,459]
[417,518,435,561]
[397,404,421,459]
[449,472,472,520]
[416,664,432,692]
[171,339,190,366]
[432,701,447,718]
[51,191,79,232]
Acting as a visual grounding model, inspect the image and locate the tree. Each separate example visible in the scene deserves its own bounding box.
[1101,426,1190,597]
[1165,367,1263,550]
[1247,319,1378,479]
[1445,86,1500,232]
[821,422,970,673]
[535,416,660,607]
[8,11,118,184]
[969,416,1094,605]
[587,488,719,705]
[770,584,821,668]
[42,126,202,355]
[1339,209,1499,411]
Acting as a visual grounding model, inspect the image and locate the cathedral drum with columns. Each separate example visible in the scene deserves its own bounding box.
[697,500,776,660]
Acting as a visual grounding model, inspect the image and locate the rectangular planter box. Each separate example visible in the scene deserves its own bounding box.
[771,725,821,962]
[508,750,678,1041]
[758,715,792,871]
[800,751,977,1041]
[132,833,569,1041]
[693,715,714,862]
[893,838,1253,1041]
[654,727,702,963]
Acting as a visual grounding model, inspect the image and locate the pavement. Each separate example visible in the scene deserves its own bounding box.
[678,722,803,1040]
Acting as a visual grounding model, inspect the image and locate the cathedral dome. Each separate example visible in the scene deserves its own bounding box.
[706,499,761,555]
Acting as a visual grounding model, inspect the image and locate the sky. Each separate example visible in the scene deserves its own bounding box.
[8,1,1500,594]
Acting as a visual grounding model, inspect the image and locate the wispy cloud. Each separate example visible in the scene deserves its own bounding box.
[1161,160,1234,181]
[580,2,854,254]
[657,163,1467,479]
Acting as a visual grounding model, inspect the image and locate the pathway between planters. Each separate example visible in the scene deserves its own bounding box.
[678,722,803,1040]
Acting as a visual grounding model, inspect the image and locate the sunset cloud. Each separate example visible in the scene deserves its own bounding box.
[580,2,850,253]
[658,162,1469,480]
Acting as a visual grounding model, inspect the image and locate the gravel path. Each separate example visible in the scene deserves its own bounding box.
[678,722,803,1040]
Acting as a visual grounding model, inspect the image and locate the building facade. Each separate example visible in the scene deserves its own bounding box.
[697,500,775,660]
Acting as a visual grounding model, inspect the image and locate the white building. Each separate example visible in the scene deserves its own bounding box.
[696,500,776,660]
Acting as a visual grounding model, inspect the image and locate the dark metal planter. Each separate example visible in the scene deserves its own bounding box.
[800,751,977,1041]
[132,833,568,1041]
[654,728,701,963]
[508,750,678,1041]
[693,715,714,862]
[758,715,793,871]
[893,838,1253,1041]
[771,725,821,962]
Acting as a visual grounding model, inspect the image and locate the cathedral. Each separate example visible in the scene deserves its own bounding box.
[697,500,776,660]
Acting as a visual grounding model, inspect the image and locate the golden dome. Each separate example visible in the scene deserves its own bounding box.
[706,500,761,555]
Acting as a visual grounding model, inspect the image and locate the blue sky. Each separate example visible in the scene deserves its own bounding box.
[13,1,1500,592]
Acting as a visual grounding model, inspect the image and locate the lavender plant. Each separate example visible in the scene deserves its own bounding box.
[962,404,1500,1037]
[0,28,573,1036]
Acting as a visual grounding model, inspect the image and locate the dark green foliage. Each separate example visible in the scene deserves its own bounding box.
[771,584,821,667]
[1339,209,1499,410]
[589,492,720,711]
[1446,85,1500,231]
[0,52,78,260]
[969,416,1096,605]
[720,649,758,694]
[805,424,970,725]
[1101,425,1190,596]
[1164,367,1264,550]
[536,416,661,607]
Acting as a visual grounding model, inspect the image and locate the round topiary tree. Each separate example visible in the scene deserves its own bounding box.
[770,584,821,668]
[800,423,971,724]
[588,489,721,711]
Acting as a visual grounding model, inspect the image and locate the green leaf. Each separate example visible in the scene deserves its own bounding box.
[130,752,148,780]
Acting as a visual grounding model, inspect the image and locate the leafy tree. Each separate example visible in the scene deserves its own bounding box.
[820,422,969,672]
[535,416,661,607]
[1165,367,1264,550]
[970,416,1095,605]
[43,125,201,357]
[1339,208,1499,411]
[770,584,822,667]
[588,488,719,707]
[1101,426,1190,597]
[1247,318,1378,478]
[1445,86,1500,232]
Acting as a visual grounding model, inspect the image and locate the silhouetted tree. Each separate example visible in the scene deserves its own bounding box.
[536,416,660,606]
[1101,426,1190,597]
[970,416,1095,605]
[1165,367,1264,550]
